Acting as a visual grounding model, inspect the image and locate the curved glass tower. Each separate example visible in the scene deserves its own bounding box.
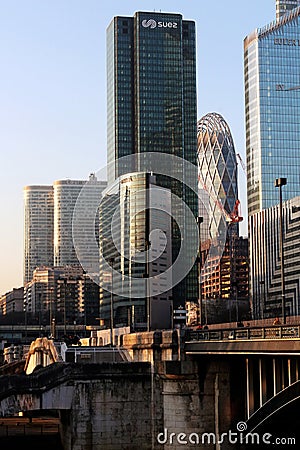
[197,112,239,235]
[196,113,248,315]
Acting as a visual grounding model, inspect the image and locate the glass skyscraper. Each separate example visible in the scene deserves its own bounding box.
[244,5,300,216]
[276,0,300,21]
[245,3,300,320]
[99,173,173,330]
[106,11,198,307]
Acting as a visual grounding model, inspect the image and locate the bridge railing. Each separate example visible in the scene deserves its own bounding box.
[185,325,300,342]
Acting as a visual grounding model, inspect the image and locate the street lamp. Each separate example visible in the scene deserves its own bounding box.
[109,257,115,346]
[24,300,28,341]
[145,238,151,332]
[259,280,266,320]
[197,216,204,326]
[274,177,287,324]
[63,278,67,336]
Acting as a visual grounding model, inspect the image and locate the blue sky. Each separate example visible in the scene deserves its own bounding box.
[0,0,275,295]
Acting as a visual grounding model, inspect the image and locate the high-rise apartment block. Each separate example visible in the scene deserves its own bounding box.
[24,175,107,285]
[106,11,198,307]
[23,185,54,284]
[24,265,100,327]
[53,179,86,267]
[0,287,24,316]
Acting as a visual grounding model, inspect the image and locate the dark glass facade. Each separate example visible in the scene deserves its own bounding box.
[99,173,173,330]
[244,7,300,216]
[106,12,198,307]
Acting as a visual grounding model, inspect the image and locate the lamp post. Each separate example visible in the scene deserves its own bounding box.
[49,287,53,338]
[24,300,28,341]
[259,280,266,320]
[145,238,151,332]
[63,278,67,336]
[274,177,287,324]
[110,257,115,346]
[197,217,203,326]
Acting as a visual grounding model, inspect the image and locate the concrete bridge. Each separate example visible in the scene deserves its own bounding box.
[0,326,300,449]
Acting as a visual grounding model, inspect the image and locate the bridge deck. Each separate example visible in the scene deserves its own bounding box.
[184,325,300,355]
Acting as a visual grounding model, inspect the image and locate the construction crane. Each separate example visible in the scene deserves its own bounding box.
[198,175,243,225]
[237,153,247,176]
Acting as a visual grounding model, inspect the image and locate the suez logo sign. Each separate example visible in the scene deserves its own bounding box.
[141,19,178,29]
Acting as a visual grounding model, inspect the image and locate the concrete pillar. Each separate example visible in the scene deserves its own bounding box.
[259,358,267,407]
[246,358,254,418]
[288,358,292,386]
[273,358,282,395]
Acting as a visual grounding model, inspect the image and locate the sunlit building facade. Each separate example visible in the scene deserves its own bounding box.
[53,175,107,268]
[250,196,300,319]
[23,185,54,284]
[53,179,86,267]
[24,265,100,326]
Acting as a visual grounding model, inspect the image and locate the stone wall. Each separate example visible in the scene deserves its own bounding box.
[0,332,236,449]
[60,365,153,450]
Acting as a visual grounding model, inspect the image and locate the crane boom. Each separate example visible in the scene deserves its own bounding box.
[237,153,247,175]
[198,175,243,224]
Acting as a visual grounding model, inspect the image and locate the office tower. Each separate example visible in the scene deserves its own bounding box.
[106,11,198,307]
[23,185,54,284]
[54,175,107,267]
[99,172,172,331]
[276,0,300,20]
[250,196,300,319]
[197,113,248,323]
[244,6,300,217]
[245,4,300,319]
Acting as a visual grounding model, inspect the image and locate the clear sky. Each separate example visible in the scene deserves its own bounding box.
[0,0,276,296]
